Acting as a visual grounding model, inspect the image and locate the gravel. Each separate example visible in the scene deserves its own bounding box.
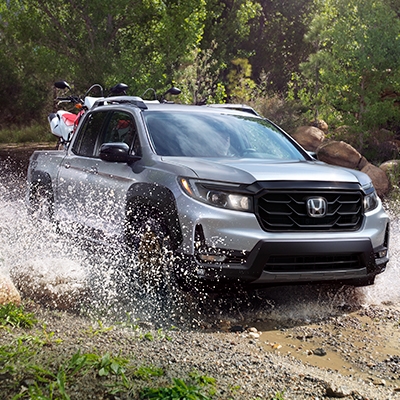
[1,296,400,400]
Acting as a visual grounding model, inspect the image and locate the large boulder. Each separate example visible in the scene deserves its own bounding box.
[380,159,400,175]
[361,163,390,197]
[0,272,21,306]
[291,126,325,152]
[317,140,368,170]
[10,258,87,311]
[310,119,329,133]
[380,159,400,187]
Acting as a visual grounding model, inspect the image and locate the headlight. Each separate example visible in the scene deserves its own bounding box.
[363,189,379,213]
[179,177,252,212]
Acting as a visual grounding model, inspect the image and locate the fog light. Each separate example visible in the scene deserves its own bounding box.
[198,254,227,263]
[377,249,387,258]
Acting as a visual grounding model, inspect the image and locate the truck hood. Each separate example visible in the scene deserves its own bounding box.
[162,157,371,187]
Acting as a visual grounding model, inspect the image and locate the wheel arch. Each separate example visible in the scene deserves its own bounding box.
[28,170,54,198]
[27,170,55,218]
[125,183,183,249]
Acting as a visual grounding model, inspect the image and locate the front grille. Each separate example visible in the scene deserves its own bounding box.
[265,254,362,272]
[256,190,363,232]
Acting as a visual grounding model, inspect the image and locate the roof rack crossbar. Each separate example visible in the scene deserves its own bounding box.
[92,96,148,110]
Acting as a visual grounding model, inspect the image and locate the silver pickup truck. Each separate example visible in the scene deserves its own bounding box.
[27,97,390,290]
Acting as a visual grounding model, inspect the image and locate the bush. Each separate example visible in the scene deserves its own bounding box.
[249,95,309,133]
[0,123,55,144]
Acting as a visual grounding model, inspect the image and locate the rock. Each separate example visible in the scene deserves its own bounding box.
[372,378,386,386]
[371,128,395,143]
[311,119,329,133]
[313,348,327,356]
[380,159,400,174]
[218,319,231,331]
[361,163,390,197]
[0,272,21,306]
[325,383,352,398]
[10,258,87,311]
[230,325,245,333]
[291,126,325,152]
[248,331,260,339]
[317,140,367,170]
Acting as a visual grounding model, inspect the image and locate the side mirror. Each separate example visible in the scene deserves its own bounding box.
[54,81,71,90]
[99,142,140,163]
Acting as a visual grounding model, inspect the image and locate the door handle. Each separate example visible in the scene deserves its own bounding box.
[90,167,98,174]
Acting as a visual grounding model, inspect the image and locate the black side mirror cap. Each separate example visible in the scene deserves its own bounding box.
[99,142,140,163]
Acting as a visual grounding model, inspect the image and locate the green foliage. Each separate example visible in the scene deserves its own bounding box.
[201,0,261,71]
[84,320,114,336]
[133,365,164,380]
[249,91,309,133]
[140,372,216,400]
[227,58,256,103]
[1,0,399,138]
[96,352,128,378]
[0,123,53,144]
[244,0,316,93]
[173,41,226,104]
[0,303,37,329]
[272,391,286,400]
[300,0,400,134]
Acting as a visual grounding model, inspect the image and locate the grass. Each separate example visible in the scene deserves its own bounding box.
[0,303,287,399]
[140,373,216,399]
[0,303,37,328]
[0,123,55,144]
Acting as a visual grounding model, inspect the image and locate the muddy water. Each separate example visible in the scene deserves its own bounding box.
[1,144,399,382]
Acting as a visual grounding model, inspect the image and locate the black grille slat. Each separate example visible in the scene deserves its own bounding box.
[265,254,361,272]
[257,189,363,232]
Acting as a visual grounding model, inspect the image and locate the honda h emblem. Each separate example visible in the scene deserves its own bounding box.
[307,197,327,218]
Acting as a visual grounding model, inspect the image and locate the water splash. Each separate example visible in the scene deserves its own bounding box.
[0,155,399,329]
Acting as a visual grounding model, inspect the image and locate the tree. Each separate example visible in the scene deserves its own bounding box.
[1,0,207,104]
[226,58,256,102]
[200,0,261,75]
[300,0,400,138]
[172,41,226,104]
[244,0,316,94]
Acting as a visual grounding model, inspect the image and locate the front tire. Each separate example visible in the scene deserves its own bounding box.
[127,209,178,292]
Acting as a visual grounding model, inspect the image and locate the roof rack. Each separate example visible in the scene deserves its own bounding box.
[92,96,148,110]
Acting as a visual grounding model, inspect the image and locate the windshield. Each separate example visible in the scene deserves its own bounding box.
[144,111,307,160]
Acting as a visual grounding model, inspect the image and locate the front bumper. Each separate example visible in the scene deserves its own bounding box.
[193,236,389,285]
[175,185,390,285]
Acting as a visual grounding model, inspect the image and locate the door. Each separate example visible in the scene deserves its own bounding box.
[56,109,141,241]
[56,110,108,234]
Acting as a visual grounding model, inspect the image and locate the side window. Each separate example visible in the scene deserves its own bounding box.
[98,111,140,156]
[72,111,108,157]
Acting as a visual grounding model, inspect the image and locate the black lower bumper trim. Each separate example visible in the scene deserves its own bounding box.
[195,237,387,284]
